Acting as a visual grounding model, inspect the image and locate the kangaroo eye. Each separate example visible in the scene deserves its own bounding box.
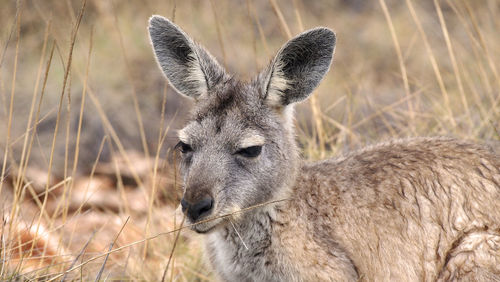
[175,141,193,154]
[236,146,262,158]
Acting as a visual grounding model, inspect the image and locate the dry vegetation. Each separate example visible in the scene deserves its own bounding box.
[0,0,498,280]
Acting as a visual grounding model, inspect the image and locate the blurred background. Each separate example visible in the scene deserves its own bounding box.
[0,0,498,280]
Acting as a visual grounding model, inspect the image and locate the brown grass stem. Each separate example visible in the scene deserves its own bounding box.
[13,21,51,206]
[32,1,87,272]
[269,0,292,39]
[61,230,96,282]
[95,216,129,281]
[379,0,415,134]
[405,0,456,129]
[433,0,472,129]
[247,0,270,57]
[209,0,227,69]
[85,86,145,190]
[0,0,22,208]
[161,214,185,282]
[145,85,175,260]
[112,2,151,162]
[64,27,94,225]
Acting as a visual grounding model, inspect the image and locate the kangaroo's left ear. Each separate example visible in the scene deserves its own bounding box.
[260,28,336,107]
[149,16,226,100]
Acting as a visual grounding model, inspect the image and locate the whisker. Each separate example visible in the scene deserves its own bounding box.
[228,219,248,250]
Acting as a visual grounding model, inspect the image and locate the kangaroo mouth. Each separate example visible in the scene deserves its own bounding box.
[190,217,223,234]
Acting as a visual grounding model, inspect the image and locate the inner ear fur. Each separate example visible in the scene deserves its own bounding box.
[262,27,336,107]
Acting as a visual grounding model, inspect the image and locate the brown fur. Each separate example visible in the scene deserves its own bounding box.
[272,137,500,281]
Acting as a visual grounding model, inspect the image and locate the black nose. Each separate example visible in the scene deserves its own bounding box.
[181,196,213,222]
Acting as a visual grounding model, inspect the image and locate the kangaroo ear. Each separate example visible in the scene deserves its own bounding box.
[149,16,226,99]
[260,28,336,106]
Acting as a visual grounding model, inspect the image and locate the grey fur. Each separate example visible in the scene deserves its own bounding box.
[149,17,500,281]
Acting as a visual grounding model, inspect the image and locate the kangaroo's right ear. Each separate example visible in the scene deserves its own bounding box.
[149,16,226,99]
[260,27,336,107]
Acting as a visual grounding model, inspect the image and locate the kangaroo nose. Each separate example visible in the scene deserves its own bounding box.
[181,196,213,222]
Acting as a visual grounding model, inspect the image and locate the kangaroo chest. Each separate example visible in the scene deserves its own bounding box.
[203,209,359,282]
[204,213,300,282]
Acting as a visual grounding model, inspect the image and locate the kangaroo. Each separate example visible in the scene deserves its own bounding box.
[148,16,500,281]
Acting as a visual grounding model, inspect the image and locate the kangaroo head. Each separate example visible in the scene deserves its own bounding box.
[149,16,335,233]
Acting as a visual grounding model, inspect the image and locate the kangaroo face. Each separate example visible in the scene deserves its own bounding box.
[149,16,335,232]
[176,82,297,232]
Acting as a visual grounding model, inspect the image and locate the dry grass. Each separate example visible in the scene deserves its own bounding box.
[0,0,498,280]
